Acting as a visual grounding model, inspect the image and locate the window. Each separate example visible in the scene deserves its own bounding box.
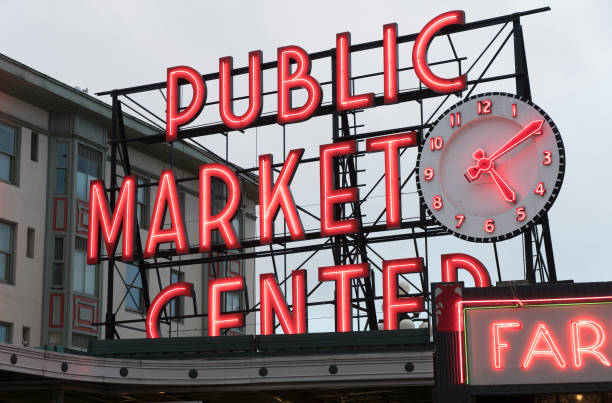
[55,142,68,195]
[22,326,30,347]
[211,178,226,243]
[125,264,144,312]
[52,237,64,287]
[47,332,62,346]
[71,333,95,350]
[224,291,241,313]
[76,145,101,200]
[224,291,243,334]
[26,227,35,259]
[0,122,17,184]
[30,132,38,162]
[136,177,149,229]
[179,190,186,218]
[170,270,184,319]
[73,237,96,295]
[0,221,14,283]
[0,322,12,343]
[211,178,242,242]
[231,210,243,241]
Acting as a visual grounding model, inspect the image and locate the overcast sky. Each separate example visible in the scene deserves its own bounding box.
[1,1,611,332]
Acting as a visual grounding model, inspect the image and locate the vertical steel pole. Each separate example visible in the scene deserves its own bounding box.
[105,95,118,339]
[514,19,536,284]
[339,113,378,331]
[540,214,557,281]
[116,101,151,310]
[514,18,558,283]
[330,54,342,268]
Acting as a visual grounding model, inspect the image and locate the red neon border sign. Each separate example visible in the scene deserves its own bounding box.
[456,295,612,384]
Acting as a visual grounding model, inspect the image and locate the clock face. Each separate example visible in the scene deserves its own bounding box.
[416,92,565,242]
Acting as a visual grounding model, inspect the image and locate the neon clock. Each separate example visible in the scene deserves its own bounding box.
[416,92,565,242]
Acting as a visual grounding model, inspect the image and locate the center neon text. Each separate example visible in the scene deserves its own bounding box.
[141,253,489,338]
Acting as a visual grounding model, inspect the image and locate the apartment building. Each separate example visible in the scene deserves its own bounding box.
[0,53,258,349]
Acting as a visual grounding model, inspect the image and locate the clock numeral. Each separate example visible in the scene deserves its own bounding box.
[455,214,465,228]
[534,182,546,196]
[429,136,443,151]
[450,112,461,127]
[516,207,526,221]
[542,151,552,165]
[424,167,434,181]
[484,219,495,233]
[432,195,443,210]
[512,103,517,118]
[477,99,492,115]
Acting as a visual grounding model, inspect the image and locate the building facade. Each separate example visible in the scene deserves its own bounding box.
[0,54,258,350]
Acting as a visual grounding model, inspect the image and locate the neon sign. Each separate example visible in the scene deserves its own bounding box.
[87,9,563,340]
[462,297,612,385]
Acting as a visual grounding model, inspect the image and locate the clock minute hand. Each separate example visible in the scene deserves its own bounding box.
[488,119,544,162]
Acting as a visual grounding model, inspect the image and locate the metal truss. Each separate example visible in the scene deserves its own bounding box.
[96,7,556,338]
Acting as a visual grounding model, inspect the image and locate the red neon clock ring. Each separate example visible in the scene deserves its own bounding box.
[416,92,565,242]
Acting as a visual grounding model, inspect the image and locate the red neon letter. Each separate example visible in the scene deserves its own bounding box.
[320,141,358,237]
[522,322,567,369]
[366,133,417,228]
[208,276,244,337]
[336,32,374,112]
[87,176,135,264]
[413,11,467,93]
[571,320,611,368]
[260,270,307,335]
[219,51,263,130]
[491,321,522,369]
[144,170,189,258]
[382,258,424,330]
[146,282,194,338]
[166,66,205,141]
[199,164,241,252]
[441,253,491,287]
[318,263,369,332]
[259,149,305,244]
[277,46,322,124]
[383,23,398,104]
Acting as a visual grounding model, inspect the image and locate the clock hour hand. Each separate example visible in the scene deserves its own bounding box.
[488,167,516,203]
[463,149,516,204]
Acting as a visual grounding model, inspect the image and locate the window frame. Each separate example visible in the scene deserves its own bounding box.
[136,176,150,230]
[224,290,242,313]
[26,227,35,259]
[125,264,144,313]
[76,144,102,201]
[22,326,30,347]
[223,290,244,334]
[0,220,16,284]
[0,122,19,186]
[72,236,97,296]
[30,132,38,162]
[52,236,65,289]
[0,321,12,344]
[55,141,69,196]
[170,270,185,322]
